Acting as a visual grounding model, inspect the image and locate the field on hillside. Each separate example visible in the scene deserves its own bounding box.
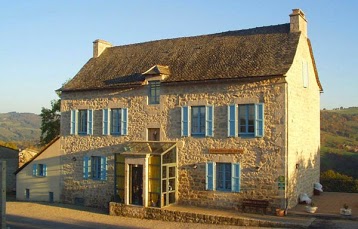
[320,107,358,192]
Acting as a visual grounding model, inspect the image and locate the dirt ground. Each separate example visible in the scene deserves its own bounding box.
[6,192,358,229]
[6,200,267,229]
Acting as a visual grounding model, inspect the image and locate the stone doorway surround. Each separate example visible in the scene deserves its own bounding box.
[124,157,148,207]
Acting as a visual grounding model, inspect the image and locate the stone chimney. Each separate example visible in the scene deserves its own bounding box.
[290,9,307,37]
[93,39,112,58]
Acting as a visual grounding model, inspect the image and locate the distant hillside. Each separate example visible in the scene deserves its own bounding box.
[0,112,41,146]
[320,107,358,180]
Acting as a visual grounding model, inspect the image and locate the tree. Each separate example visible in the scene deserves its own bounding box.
[40,99,60,145]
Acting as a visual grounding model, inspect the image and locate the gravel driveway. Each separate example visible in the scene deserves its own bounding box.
[6,200,267,229]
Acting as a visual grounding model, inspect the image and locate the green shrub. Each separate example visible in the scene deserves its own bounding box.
[320,170,358,193]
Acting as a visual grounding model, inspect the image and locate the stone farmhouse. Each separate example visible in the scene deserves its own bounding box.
[58,9,322,211]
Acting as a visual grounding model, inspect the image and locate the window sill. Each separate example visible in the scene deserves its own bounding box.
[228,135,262,139]
[191,134,205,138]
[238,133,255,138]
[110,133,122,136]
[91,178,107,182]
[78,133,90,136]
[216,189,232,192]
[207,189,240,193]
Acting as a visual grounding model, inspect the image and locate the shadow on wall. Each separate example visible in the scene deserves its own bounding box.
[287,146,320,208]
[0,146,18,192]
[60,143,128,209]
[16,142,132,209]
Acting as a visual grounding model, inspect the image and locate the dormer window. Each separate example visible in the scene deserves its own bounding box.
[143,65,170,105]
[149,81,160,104]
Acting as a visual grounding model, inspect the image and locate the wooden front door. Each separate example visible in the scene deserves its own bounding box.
[130,164,143,206]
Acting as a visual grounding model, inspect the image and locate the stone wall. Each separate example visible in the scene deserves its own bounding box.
[61,77,287,209]
[285,34,321,207]
[109,202,295,228]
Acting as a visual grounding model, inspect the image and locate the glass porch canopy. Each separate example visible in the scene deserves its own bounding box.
[122,141,177,156]
[115,141,177,208]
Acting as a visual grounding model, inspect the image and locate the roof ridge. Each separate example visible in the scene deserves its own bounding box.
[109,23,290,49]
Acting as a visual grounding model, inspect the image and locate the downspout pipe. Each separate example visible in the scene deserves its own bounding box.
[285,81,289,212]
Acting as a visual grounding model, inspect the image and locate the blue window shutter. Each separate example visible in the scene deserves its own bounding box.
[205,105,214,137]
[228,104,237,137]
[43,164,47,177]
[102,109,109,135]
[88,157,92,178]
[121,108,128,135]
[70,110,77,135]
[83,156,89,179]
[32,164,37,176]
[231,163,241,192]
[206,162,216,190]
[100,156,107,181]
[87,109,93,135]
[255,103,264,137]
[181,106,190,137]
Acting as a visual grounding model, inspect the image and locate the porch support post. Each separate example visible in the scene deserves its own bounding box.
[124,163,129,205]
[143,156,149,207]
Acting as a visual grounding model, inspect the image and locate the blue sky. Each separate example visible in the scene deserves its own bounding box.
[1,0,357,114]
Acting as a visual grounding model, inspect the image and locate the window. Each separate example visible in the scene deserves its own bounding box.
[149,81,160,104]
[70,109,93,135]
[302,61,309,88]
[228,103,264,138]
[206,162,240,192]
[191,106,205,136]
[32,164,47,177]
[49,192,54,203]
[239,104,255,136]
[111,108,121,134]
[25,189,30,200]
[83,156,107,180]
[102,108,128,135]
[181,105,214,137]
[216,163,232,191]
[78,110,88,134]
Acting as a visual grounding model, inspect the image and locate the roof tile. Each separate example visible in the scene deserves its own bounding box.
[62,23,300,91]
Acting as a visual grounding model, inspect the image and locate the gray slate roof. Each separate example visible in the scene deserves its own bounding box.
[61,24,306,91]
